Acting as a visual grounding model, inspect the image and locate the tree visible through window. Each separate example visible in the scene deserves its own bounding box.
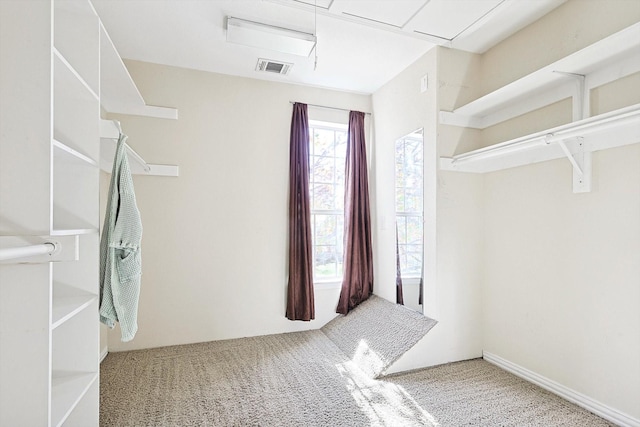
[396,133,423,277]
[309,121,347,281]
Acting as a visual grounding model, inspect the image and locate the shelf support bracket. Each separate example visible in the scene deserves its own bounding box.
[547,134,591,193]
[552,71,592,193]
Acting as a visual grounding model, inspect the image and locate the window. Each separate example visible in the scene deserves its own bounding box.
[308,121,347,282]
[395,132,423,278]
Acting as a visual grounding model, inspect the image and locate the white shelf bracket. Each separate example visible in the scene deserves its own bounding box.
[547,134,591,193]
[553,71,588,121]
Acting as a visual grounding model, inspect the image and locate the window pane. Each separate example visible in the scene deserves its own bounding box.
[335,131,347,158]
[309,122,346,281]
[314,215,337,245]
[395,141,405,165]
[396,217,407,244]
[406,245,422,275]
[396,188,405,212]
[404,188,422,213]
[396,133,424,278]
[406,216,423,244]
[336,159,345,186]
[314,245,337,278]
[313,128,335,157]
[395,162,405,187]
[313,183,335,210]
[311,155,335,184]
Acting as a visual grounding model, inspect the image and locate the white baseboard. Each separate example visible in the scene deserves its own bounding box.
[100,346,109,363]
[483,351,639,427]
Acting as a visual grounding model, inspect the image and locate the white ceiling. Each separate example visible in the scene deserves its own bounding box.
[91,0,566,94]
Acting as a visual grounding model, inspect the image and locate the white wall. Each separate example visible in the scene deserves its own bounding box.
[372,47,485,373]
[103,61,370,352]
[479,0,640,419]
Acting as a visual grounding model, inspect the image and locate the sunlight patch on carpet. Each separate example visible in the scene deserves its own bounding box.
[321,295,438,377]
[335,359,440,426]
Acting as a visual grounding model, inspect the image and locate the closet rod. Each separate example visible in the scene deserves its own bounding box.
[0,242,57,262]
[289,101,371,115]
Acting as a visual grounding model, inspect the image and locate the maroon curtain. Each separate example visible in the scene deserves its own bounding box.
[286,103,315,321]
[396,222,404,305]
[336,111,373,315]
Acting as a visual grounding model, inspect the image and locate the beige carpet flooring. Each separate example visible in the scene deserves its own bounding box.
[100,296,613,426]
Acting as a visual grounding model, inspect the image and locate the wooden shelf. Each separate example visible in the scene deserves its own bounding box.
[440,22,640,129]
[440,103,640,173]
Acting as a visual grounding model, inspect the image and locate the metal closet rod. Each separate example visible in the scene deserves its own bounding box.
[289,101,371,115]
[0,242,58,262]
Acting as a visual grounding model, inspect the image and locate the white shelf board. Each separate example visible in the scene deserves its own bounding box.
[53,139,98,167]
[440,22,640,129]
[51,371,98,427]
[99,119,179,176]
[50,228,98,237]
[53,0,100,96]
[441,103,640,173]
[53,48,99,102]
[99,23,177,120]
[52,294,97,330]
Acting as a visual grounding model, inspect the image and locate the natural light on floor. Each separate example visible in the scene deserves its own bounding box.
[335,340,440,426]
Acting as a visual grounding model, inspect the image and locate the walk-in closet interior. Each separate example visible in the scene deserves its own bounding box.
[1,0,638,425]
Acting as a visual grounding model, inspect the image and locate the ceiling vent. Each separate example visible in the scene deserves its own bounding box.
[256,58,293,75]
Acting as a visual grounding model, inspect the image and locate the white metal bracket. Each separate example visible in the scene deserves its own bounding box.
[546,134,591,193]
[553,71,588,120]
[551,71,592,193]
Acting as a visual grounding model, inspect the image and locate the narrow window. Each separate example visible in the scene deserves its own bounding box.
[308,121,347,283]
[396,132,424,279]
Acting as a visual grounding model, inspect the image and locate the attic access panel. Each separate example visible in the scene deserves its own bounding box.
[410,0,503,40]
[335,0,427,28]
[289,0,334,9]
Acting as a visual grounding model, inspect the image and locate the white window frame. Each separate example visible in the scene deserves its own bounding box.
[395,133,424,280]
[308,120,348,287]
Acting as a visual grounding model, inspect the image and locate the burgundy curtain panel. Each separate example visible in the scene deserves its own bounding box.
[286,103,315,321]
[336,111,374,315]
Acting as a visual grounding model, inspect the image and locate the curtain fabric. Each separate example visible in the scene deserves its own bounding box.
[336,111,374,315]
[286,103,315,321]
[396,221,404,305]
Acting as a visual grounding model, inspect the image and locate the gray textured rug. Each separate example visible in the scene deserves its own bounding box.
[321,295,437,377]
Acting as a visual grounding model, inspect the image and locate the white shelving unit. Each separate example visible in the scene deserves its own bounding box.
[1,0,178,425]
[0,0,100,424]
[439,22,640,193]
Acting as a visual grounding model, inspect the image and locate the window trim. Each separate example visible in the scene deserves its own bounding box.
[308,120,347,285]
